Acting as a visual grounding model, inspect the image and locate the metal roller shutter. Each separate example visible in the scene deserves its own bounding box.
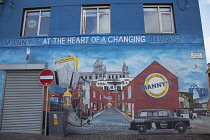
[1,71,43,133]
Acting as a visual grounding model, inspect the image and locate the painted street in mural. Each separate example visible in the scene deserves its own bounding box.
[66,107,210,134]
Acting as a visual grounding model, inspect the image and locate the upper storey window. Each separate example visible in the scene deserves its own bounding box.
[144,5,175,33]
[81,6,110,34]
[22,9,50,36]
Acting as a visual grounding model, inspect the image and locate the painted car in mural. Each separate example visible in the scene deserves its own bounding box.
[129,109,191,134]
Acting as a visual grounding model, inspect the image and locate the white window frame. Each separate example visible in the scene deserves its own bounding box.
[93,103,97,110]
[143,5,175,33]
[100,103,103,109]
[122,103,125,111]
[22,9,50,36]
[93,91,96,98]
[81,6,110,34]
[122,91,124,100]
[128,103,131,115]
[128,86,132,99]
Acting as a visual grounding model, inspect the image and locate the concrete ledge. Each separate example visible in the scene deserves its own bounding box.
[0,63,48,70]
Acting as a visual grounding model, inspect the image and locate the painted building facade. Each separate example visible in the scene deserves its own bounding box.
[0,0,208,133]
[90,84,107,114]
[117,61,179,118]
[80,58,132,91]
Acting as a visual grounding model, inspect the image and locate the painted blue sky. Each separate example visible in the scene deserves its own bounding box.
[199,0,210,63]
[21,45,207,93]
[0,41,207,92]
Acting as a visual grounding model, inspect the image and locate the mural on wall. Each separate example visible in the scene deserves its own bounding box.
[12,44,205,89]
[0,36,209,134]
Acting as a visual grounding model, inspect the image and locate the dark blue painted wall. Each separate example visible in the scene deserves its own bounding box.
[50,6,81,35]
[0,0,203,41]
[111,3,144,34]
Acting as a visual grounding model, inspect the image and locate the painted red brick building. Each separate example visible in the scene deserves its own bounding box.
[90,84,107,114]
[90,84,119,114]
[104,90,119,108]
[118,61,179,118]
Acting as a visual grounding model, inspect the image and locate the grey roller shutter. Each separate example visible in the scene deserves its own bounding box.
[1,71,43,133]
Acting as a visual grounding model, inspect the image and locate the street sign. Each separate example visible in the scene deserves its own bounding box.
[39,69,54,136]
[39,69,54,86]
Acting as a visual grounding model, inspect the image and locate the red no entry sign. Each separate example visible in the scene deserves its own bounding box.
[39,69,54,86]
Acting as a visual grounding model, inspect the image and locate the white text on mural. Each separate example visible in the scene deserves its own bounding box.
[141,81,172,91]
[3,35,184,47]
[42,36,146,45]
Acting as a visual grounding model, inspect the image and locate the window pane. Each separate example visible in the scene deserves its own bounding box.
[160,7,171,12]
[23,10,50,36]
[82,7,110,34]
[161,13,173,32]
[99,14,109,33]
[153,112,158,116]
[159,111,168,117]
[140,112,147,117]
[144,7,157,12]
[99,8,110,13]
[144,8,160,33]
[24,12,39,36]
[148,111,158,116]
[148,112,152,117]
[41,11,50,16]
[84,9,97,34]
[40,17,50,35]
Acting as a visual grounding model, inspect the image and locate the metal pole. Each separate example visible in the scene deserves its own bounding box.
[45,86,49,136]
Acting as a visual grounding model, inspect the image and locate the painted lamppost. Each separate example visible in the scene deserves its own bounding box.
[63,88,72,108]
[78,87,85,125]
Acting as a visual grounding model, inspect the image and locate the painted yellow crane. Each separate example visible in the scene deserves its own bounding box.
[54,55,78,72]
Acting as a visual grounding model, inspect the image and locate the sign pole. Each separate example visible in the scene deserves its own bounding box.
[45,85,49,136]
[39,69,54,136]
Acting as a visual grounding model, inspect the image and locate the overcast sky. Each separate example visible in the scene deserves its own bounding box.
[199,0,210,63]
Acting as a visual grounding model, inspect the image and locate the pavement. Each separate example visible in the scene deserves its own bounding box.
[1,132,210,140]
[187,116,210,134]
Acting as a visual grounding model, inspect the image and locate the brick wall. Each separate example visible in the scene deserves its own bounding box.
[119,61,179,117]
